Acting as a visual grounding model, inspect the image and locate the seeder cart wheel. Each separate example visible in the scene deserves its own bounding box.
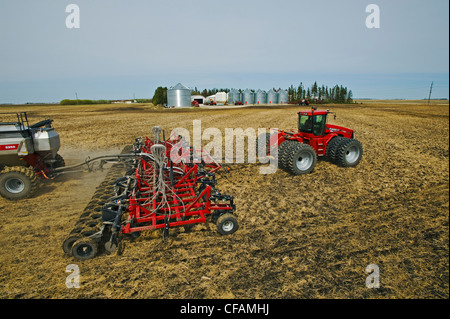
[71,238,98,260]
[0,166,39,200]
[216,213,238,235]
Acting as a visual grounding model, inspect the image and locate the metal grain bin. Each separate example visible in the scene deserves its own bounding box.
[267,89,277,104]
[255,89,267,104]
[167,83,191,107]
[278,89,288,104]
[242,89,254,105]
[228,89,241,105]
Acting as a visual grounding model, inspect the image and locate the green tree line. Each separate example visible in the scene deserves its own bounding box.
[287,82,353,104]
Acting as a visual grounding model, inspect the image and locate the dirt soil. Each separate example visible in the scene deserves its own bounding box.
[0,100,448,299]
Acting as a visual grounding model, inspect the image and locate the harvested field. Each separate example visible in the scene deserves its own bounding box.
[0,100,448,299]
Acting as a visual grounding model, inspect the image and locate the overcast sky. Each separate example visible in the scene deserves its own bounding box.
[0,0,448,103]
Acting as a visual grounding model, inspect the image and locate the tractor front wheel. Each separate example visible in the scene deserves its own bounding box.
[285,143,317,175]
[0,166,39,200]
[325,136,345,163]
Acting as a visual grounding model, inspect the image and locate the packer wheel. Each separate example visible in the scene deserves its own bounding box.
[62,235,82,256]
[71,237,98,260]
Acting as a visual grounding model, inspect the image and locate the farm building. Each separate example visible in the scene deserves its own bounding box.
[191,95,205,105]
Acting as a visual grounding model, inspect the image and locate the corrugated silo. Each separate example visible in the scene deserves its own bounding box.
[167,83,191,107]
[228,89,241,105]
[255,89,267,104]
[278,89,288,104]
[267,89,277,104]
[242,89,254,105]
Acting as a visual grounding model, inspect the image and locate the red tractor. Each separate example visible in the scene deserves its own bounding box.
[258,107,363,175]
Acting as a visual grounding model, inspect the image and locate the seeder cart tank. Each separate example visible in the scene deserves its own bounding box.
[0,112,64,200]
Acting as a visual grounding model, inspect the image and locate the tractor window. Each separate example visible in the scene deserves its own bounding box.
[298,115,313,133]
[312,115,326,136]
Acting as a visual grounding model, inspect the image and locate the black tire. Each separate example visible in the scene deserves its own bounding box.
[70,227,84,235]
[335,138,363,167]
[216,213,238,235]
[53,154,65,168]
[62,235,82,256]
[285,143,317,175]
[79,219,102,228]
[278,140,298,170]
[71,237,98,260]
[80,226,100,237]
[325,136,345,163]
[0,166,39,200]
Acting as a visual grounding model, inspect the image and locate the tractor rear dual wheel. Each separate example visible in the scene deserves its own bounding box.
[334,138,363,167]
[325,137,363,167]
[0,166,39,200]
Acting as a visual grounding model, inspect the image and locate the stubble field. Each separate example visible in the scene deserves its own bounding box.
[0,100,448,299]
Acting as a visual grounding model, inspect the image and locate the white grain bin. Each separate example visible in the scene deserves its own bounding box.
[277,89,288,104]
[167,83,191,107]
[215,92,228,105]
[267,89,277,104]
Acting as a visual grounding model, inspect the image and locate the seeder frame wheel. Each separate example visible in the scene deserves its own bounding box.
[216,213,239,235]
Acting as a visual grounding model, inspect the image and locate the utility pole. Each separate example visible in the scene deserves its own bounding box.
[428,82,433,105]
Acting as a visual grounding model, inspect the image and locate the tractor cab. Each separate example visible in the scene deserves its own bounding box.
[297,108,329,136]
